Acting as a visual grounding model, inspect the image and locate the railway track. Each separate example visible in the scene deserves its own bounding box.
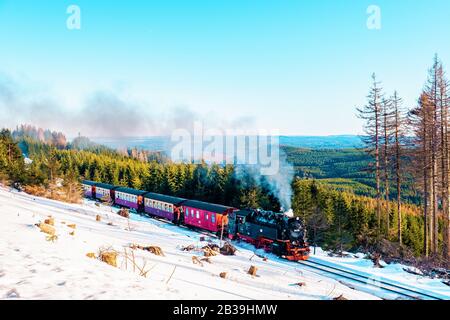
[298,259,443,300]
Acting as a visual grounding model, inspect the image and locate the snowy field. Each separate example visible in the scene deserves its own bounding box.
[0,186,447,300]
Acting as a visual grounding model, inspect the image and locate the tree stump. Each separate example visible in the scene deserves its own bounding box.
[96,215,101,222]
[44,217,55,226]
[219,272,227,279]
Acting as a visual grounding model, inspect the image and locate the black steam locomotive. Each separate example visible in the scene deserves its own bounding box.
[227,209,310,261]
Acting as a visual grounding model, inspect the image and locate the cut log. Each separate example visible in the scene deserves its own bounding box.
[100,251,117,267]
[220,242,237,256]
[219,272,227,279]
[86,252,96,259]
[67,224,76,229]
[192,256,203,267]
[248,265,258,276]
[118,208,129,218]
[38,223,55,236]
[96,215,101,222]
[181,244,195,251]
[130,244,164,256]
[203,246,219,257]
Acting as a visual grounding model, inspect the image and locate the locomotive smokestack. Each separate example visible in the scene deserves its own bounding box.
[284,209,294,217]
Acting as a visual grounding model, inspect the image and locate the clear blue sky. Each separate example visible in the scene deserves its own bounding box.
[0,0,449,136]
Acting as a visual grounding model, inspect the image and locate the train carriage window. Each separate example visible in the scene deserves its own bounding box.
[206,214,209,220]
[186,208,189,216]
[211,214,216,223]
[196,211,200,219]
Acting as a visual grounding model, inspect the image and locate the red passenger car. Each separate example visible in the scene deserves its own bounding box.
[181,200,236,234]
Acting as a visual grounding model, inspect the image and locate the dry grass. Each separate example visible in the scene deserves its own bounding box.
[24,184,82,204]
[122,248,152,277]
[46,234,58,242]
[86,252,97,259]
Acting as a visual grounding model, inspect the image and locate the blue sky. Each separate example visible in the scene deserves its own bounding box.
[0,0,449,136]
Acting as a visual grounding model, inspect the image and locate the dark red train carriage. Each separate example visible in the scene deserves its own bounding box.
[181,200,236,234]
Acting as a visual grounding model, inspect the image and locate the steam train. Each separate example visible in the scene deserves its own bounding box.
[82,180,310,261]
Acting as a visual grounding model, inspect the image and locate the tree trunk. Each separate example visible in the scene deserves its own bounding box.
[394,100,402,244]
[375,109,381,234]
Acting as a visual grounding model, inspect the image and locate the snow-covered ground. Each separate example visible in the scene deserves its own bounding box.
[309,248,450,300]
[0,186,447,300]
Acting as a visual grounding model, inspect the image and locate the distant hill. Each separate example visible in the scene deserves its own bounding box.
[90,135,364,151]
[280,135,363,149]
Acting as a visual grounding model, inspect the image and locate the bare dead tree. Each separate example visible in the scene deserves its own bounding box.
[424,55,442,255]
[436,60,450,259]
[391,91,407,244]
[381,97,395,236]
[409,93,434,257]
[358,74,384,234]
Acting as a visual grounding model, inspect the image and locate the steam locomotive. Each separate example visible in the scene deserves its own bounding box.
[228,209,310,261]
[82,180,310,261]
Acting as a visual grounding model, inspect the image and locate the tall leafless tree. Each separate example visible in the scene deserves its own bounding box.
[358,74,384,234]
[390,91,407,244]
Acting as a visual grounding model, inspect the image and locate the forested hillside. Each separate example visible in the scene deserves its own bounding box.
[282,146,420,204]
